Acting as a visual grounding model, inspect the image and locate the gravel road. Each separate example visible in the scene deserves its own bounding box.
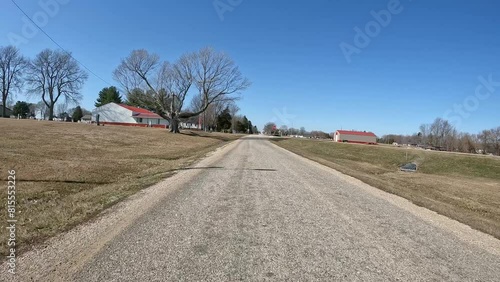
[4,136,500,281]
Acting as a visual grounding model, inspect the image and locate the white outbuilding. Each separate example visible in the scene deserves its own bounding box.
[92,103,169,128]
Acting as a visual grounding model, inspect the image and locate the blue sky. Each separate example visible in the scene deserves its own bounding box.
[1,0,499,135]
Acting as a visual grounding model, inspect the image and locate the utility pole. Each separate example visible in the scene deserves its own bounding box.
[203,102,207,132]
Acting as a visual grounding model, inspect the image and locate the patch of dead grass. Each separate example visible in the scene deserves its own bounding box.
[273,138,500,239]
[0,119,241,255]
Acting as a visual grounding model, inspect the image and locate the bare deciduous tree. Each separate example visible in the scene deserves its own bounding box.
[299,127,306,136]
[263,122,277,135]
[113,47,250,133]
[0,45,27,117]
[456,133,478,154]
[114,50,194,132]
[479,127,500,155]
[56,102,68,119]
[228,102,240,132]
[26,49,88,120]
[192,48,249,130]
[191,96,237,131]
[35,100,48,119]
[280,125,289,135]
[493,127,500,156]
[425,118,456,149]
[419,124,430,145]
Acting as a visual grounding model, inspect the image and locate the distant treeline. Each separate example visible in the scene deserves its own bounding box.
[379,118,500,155]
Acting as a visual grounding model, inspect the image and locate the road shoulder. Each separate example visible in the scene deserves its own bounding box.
[269,141,500,257]
[0,139,243,281]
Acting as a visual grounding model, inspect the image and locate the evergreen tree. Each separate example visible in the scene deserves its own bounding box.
[248,120,254,134]
[216,107,232,131]
[12,101,30,118]
[72,106,83,122]
[239,116,249,133]
[95,86,122,107]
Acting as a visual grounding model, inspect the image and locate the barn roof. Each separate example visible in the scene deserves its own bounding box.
[336,130,376,137]
[118,104,163,119]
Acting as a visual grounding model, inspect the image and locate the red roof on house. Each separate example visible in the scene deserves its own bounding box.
[336,130,377,137]
[118,104,162,119]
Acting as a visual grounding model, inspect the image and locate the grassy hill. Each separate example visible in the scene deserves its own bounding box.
[273,138,500,239]
[0,119,241,255]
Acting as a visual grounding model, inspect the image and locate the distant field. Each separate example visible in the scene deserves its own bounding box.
[273,138,500,239]
[0,119,241,255]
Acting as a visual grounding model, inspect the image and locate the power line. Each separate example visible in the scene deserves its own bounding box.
[10,0,115,89]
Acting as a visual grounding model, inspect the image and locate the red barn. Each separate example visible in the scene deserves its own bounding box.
[334,130,377,145]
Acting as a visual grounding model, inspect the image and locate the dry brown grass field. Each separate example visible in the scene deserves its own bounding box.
[273,138,500,240]
[0,119,242,255]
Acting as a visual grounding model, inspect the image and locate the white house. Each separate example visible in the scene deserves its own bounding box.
[92,103,169,128]
[179,122,200,129]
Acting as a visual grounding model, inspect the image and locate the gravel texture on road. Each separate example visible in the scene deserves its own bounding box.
[4,136,500,281]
